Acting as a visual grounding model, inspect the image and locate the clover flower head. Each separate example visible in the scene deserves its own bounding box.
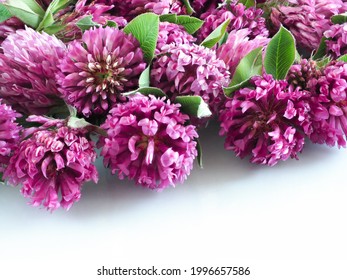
[0,27,66,115]
[58,26,146,117]
[4,116,98,211]
[99,94,198,190]
[152,43,230,113]
[219,74,310,166]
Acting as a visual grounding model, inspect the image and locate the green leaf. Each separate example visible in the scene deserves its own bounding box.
[68,116,91,129]
[44,23,65,34]
[331,13,347,24]
[228,47,263,87]
[181,0,195,15]
[175,96,212,118]
[7,0,44,15]
[37,11,54,31]
[337,54,347,62]
[0,172,3,183]
[37,0,72,31]
[123,87,166,97]
[237,0,255,8]
[264,26,296,80]
[124,13,159,63]
[197,140,203,168]
[104,20,118,28]
[159,14,203,34]
[122,86,167,99]
[224,47,263,96]
[175,16,203,34]
[3,0,45,28]
[218,31,229,46]
[316,56,331,68]
[76,15,100,32]
[136,87,166,97]
[201,19,230,49]
[313,36,328,60]
[50,0,71,14]
[159,13,177,23]
[0,4,11,23]
[139,66,151,88]
[224,80,252,97]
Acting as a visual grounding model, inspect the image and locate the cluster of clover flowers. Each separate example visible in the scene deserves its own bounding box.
[0,0,347,211]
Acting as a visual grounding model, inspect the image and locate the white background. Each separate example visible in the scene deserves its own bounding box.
[1,121,347,280]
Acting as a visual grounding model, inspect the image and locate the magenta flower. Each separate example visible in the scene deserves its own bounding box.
[198,2,268,43]
[0,100,21,173]
[324,23,347,59]
[219,74,310,166]
[0,27,66,115]
[4,118,98,211]
[217,28,269,77]
[56,0,127,41]
[99,94,198,190]
[307,61,347,147]
[270,0,347,51]
[156,22,196,53]
[151,43,230,113]
[57,27,146,117]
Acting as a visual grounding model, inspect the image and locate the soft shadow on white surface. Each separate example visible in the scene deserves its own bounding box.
[0,120,340,219]
[72,120,338,217]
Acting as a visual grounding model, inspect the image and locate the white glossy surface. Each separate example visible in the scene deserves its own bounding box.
[1,122,347,279]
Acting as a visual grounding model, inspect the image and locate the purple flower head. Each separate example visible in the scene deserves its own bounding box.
[56,0,127,41]
[307,61,347,147]
[99,94,198,190]
[156,22,196,53]
[0,27,66,115]
[198,2,269,43]
[270,0,347,51]
[58,27,146,117]
[0,100,21,173]
[4,117,98,211]
[217,28,269,77]
[324,23,347,59]
[219,74,310,166]
[151,43,230,113]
